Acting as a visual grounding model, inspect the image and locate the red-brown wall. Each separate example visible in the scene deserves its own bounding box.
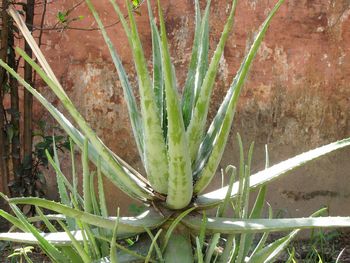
[18,0,350,216]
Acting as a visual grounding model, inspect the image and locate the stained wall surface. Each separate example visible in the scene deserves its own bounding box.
[27,0,350,216]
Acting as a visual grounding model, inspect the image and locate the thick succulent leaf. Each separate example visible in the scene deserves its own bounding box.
[162,207,196,252]
[0,231,84,245]
[109,0,169,194]
[196,137,350,207]
[186,0,237,161]
[0,58,153,202]
[147,0,166,136]
[85,0,144,164]
[9,198,167,238]
[156,0,193,209]
[193,0,285,194]
[183,216,350,234]
[182,0,210,129]
[192,0,210,115]
[163,233,194,263]
[95,237,151,263]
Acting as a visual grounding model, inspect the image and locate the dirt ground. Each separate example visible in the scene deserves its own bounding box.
[0,233,349,262]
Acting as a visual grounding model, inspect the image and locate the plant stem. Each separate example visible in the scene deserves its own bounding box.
[0,0,10,196]
[23,0,35,178]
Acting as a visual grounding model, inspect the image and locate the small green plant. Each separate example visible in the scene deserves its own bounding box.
[7,246,34,263]
[0,0,350,262]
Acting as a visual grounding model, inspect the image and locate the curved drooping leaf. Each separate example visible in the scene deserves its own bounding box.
[195,137,350,207]
[193,0,285,194]
[9,198,167,238]
[156,0,193,209]
[109,0,169,194]
[183,216,350,234]
[0,59,153,202]
[186,0,238,161]
[8,6,68,99]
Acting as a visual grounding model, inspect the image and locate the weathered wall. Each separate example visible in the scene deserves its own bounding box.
[30,0,350,216]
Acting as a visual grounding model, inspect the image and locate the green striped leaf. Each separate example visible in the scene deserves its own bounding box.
[156,0,193,209]
[147,0,166,138]
[193,0,286,194]
[182,0,210,129]
[82,139,93,214]
[46,148,76,230]
[196,137,350,207]
[85,0,144,164]
[9,197,167,238]
[186,0,238,161]
[46,150,84,205]
[183,216,350,235]
[0,231,84,245]
[109,0,169,194]
[97,157,109,218]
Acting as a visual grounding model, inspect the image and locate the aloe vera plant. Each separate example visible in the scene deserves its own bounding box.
[1,0,350,262]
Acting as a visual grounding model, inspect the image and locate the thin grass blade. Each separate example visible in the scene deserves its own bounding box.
[97,157,109,218]
[57,220,92,263]
[144,229,162,263]
[69,138,79,205]
[144,227,163,263]
[110,208,120,263]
